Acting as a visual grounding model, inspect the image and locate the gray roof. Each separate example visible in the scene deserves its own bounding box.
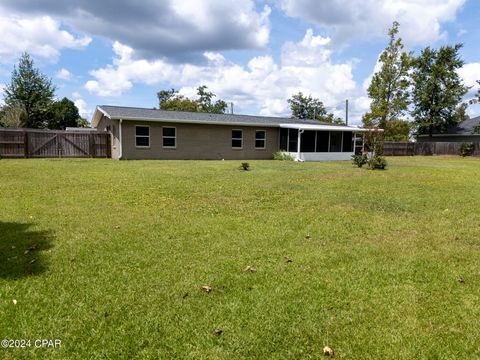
[445,116,480,134]
[97,105,343,127]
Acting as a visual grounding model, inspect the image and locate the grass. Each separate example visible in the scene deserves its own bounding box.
[0,156,479,359]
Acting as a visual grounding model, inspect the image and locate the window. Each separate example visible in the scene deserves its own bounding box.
[135,126,150,147]
[255,130,266,149]
[316,131,329,152]
[329,131,342,152]
[342,132,353,152]
[300,130,316,152]
[288,129,298,152]
[162,127,176,148]
[232,129,243,149]
[280,128,288,151]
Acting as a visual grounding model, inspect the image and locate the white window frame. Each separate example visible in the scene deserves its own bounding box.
[255,130,266,149]
[135,125,150,148]
[162,126,176,149]
[232,129,243,149]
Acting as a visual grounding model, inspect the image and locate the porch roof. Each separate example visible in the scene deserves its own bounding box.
[279,123,370,132]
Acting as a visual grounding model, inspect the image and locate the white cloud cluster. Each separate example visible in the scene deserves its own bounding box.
[0,0,270,61]
[55,68,72,80]
[277,0,465,47]
[85,29,358,120]
[72,92,91,119]
[0,14,91,63]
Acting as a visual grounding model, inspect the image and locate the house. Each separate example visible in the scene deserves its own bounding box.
[91,105,368,161]
[417,115,480,143]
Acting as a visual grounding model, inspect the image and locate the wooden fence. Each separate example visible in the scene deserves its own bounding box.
[0,128,111,158]
[383,141,480,156]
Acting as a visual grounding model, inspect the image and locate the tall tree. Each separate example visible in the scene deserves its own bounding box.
[196,85,227,114]
[157,86,227,113]
[287,92,340,123]
[47,97,82,130]
[3,52,56,128]
[411,44,468,136]
[362,21,412,139]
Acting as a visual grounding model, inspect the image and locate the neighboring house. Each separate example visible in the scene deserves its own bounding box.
[417,115,480,143]
[91,105,368,161]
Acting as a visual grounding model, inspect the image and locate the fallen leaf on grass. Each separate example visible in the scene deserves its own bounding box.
[213,328,223,336]
[244,265,257,273]
[305,234,311,239]
[458,277,465,284]
[182,292,189,299]
[285,257,293,263]
[28,244,40,251]
[24,250,29,255]
[323,346,334,357]
[29,259,36,264]
[201,285,212,294]
[12,299,17,305]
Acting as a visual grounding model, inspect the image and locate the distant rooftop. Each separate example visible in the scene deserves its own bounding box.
[444,115,480,135]
[94,105,347,128]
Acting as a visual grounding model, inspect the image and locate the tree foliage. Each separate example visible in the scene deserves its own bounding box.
[362,21,412,140]
[0,103,28,128]
[287,92,341,123]
[3,52,55,128]
[411,44,468,136]
[47,97,82,130]
[157,86,227,113]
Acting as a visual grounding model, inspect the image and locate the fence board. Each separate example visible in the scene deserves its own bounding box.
[0,128,110,158]
[384,141,480,156]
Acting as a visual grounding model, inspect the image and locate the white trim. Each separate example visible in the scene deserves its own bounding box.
[232,129,243,149]
[280,123,373,132]
[255,129,266,149]
[119,119,123,159]
[288,151,354,161]
[135,125,150,148]
[162,126,177,149]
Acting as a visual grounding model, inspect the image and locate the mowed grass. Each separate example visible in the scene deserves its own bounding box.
[1,157,480,359]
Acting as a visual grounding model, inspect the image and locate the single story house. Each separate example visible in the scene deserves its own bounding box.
[417,115,480,143]
[91,105,368,161]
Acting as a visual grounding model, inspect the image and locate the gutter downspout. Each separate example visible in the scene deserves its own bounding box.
[296,129,304,162]
[118,119,123,160]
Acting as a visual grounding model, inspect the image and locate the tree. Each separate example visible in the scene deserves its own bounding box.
[47,97,82,129]
[362,22,412,139]
[384,119,411,141]
[157,86,227,113]
[196,85,227,114]
[287,92,339,122]
[411,44,468,136]
[0,103,28,128]
[3,52,55,128]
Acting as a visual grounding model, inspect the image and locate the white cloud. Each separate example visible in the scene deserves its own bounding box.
[71,92,91,119]
[277,0,465,47]
[1,0,270,61]
[55,68,72,80]
[0,14,91,63]
[85,29,360,121]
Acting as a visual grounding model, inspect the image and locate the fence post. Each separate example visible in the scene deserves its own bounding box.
[88,133,94,157]
[24,131,29,158]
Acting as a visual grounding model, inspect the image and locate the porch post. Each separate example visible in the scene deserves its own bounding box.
[297,129,303,160]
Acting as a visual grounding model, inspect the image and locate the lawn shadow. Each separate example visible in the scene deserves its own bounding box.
[0,221,53,279]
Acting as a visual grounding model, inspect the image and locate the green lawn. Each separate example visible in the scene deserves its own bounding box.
[1,157,479,359]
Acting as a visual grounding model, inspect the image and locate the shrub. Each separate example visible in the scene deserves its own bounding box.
[367,156,388,170]
[273,151,294,161]
[459,143,474,157]
[240,162,250,171]
[352,154,367,168]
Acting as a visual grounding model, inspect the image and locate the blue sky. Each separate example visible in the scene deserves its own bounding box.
[0,0,479,125]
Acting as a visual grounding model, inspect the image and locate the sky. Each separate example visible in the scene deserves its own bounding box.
[0,0,479,125]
